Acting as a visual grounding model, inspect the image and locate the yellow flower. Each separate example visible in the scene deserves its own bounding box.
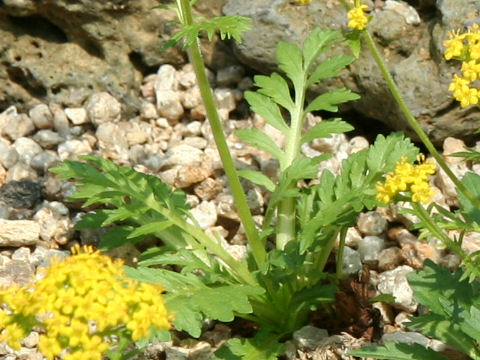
[376,155,436,204]
[0,244,171,359]
[347,4,369,31]
[297,0,312,3]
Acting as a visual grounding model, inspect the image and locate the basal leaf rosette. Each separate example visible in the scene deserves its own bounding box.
[0,245,171,360]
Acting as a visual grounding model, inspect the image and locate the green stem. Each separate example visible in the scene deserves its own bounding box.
[412,202,466,259]
[362,30,480,211]
[336,226,347,279]
[177,0,266,267]
[276,82,307,250]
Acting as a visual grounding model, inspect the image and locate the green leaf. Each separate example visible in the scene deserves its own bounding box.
[170,15,252,48]
[407,260,475,315]
[302,28,343,70]
[244,91,289,134]
[457,172,480,224]
[449,147,480,161]
[238,169,276,192]
[127,221,173,239]
[277,41,303,88]
[254,73,295,112]
[236,128,285,166]
[124,266,264,338]
[215,330,285,360]
[307,54,355,86]
[300,118,354,144]
[305,88,360,113]
[349,342,448,360]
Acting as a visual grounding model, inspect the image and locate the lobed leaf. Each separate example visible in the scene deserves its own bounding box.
[238,169,276,192]
[300,118,354,144]
[254,73,295,112]
[305,88,360,113]
[349,342,448,360]
[236,128,285,166]
[307,54,355,86]
[244,91,289,134]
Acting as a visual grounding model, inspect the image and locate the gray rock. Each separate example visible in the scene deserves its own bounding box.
[0,258,35,286]
[57,139,93,161]
[85,92,122,126]
[161,144,206,169]
[30,150,60,174]
[32,129,65,149]
[358,235,385,262]
[223,0,480,144]
[3,110,35,140]
[0,180,43,209]
[378,265,417,312]
[357,211,387,236]
[293,325,329,351]
[5,161,38,182]
[216,65,245,87]
[378,247,403,271]
[342,246,363,275]
[11,246,31,262]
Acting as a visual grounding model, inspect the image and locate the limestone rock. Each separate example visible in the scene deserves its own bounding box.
[0,219,41,246]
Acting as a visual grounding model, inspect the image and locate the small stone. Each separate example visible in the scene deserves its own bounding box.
[140,101,158,119]
[183,136,208,149]
[0,181,42,209]
[57,139,93,161]
[372,302,395,325]
[246,187,264,215]
[344,227,362,247]
[189,201,217,229]
[384,0,421,25]
[357,211,387,236]
[174,165,212,188]
[378,247,403,271]
[0,219,41,246]
[216,65,245,87]
[293,325,329,350]
[31,150,60,174]
[182,86,202,109]
[65,107,89,125]
[0,138,18,169]
[32,129,65,148]
[161,144,205,169]
[185,121,203,136]
[50,104,70,138]
[194,178,222,201]
[29,103,53,129]
[178,63,196,88]
[156,64,178,91]
[95,123,129,163]
[310,132,346,153]
[4,113,35,140]
[12,137,42,166]
[378,265,417,312]
[85,92,122,126]
[214,88,236,118]
[5,162,38,182]
[358,235,385,262]
[0,258,35,286]
[342,246,363,274]
[348,136,369,154]
[33,206,74,244]
[21,331,39,348]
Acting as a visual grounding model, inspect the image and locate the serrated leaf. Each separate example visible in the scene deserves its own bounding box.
[307,54,355,86]
[124,267,264,338]
[450,148,480,161]
[215,330,285,360]
[236,128,285,166]
[244,91,289,134]
[302,28,343,70]
[349,342,448,360]
[305,88,360,113]
[238,169,276,192]
[100,225,138,250]
[277,41,303,88]
[254,73,295,112]
[300,118,354,144]
[127,220,173,239]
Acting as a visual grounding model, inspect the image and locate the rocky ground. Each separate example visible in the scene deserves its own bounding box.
[0,61,478,360]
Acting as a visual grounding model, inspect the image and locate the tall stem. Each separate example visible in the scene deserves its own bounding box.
[362,30,480,211]
[177,0,266,267]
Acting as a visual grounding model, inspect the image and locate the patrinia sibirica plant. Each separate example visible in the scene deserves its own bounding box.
[3,0,470,359]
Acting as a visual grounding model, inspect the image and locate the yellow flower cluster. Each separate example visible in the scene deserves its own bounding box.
[347,2,369,31]
[376,156,436,204]
[444,24,480,107]
[0,245,170,360]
